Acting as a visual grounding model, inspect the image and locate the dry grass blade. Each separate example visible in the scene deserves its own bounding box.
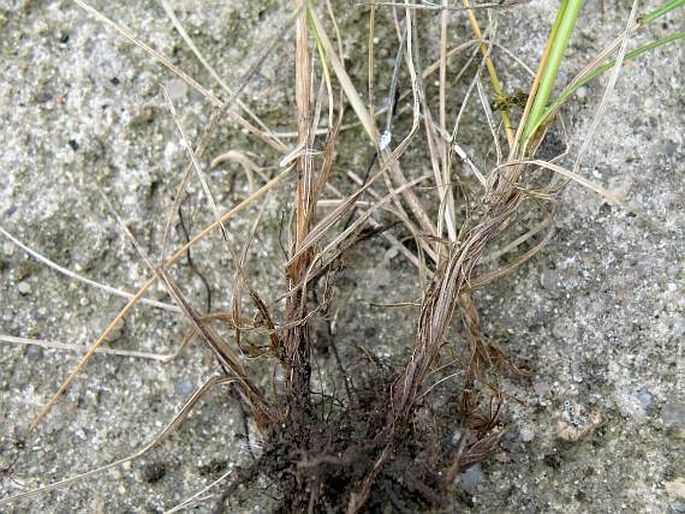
[0,376,235,506]
[322,178,424,270]
[367,0,377,124]
[382,10,438,239]
[97,189,273,431]
[286,177,375,269]
[368,1,531,9]
[480,205,555,265]
[164,465,235,513]
[450,35,499,167]
[76,0,294,262]
[0,225,178,311]
[8,1,675,511]
[27,168,291,431]
[496,159,624,205]
[475,73,503,164]
[466,226,552,290]
[72,0,218,104]
[211,151,270,193]
[154,3,301,258]
[308,7,378,142]
[436,0,458,244]
[281,0,316,418]
[27,273,159,431]
[170,166,293,263]
[158,0,277,138]
[412,20,456,245]
[0,335,179,362]
[72,0,291,153]
[574,0,639,167]
[76,4,296,297]
[162,86,262,309]
[162,87,230,243]
[346,156,531,508]
[493,40,537,76]
[462,0,514,148]
[346,445,393,514]
[304,174,431,282]
[230,209,273,359]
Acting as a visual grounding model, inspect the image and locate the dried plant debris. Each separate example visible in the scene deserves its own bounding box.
[0,0,682,513]
[555,400,602,442]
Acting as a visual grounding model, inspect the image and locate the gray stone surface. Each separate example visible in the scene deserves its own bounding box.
[0,0,682,512]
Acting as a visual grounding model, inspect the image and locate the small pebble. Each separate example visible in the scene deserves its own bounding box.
[175,377,194,396]
[459,465,484,492]
[556,400,602,441]
[552,317,573,341]
[661,402,685,429]
[449,430,463,448]
[533,380,551,398]
[662,139,678,157]
[520,425,535,442]
[540,269,558,290]
[636,386,655,415]
[17,280,31,295]
[141,461,166,484]
[2,241,15,256]
[25,345,44,361]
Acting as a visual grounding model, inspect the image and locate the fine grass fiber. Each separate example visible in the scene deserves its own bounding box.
[0,1,682,512]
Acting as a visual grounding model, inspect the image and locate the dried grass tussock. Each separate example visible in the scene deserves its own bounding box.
[1,0,680,512]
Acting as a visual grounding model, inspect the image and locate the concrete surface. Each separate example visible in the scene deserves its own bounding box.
[0,0,682,512]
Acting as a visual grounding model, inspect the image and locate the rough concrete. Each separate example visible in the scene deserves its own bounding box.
[0,0,682,512]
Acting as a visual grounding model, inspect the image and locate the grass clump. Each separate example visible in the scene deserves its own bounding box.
[0,0,682,512]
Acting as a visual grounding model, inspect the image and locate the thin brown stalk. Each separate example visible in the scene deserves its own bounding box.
[283,0,315,418]
[3,376,236,506]
[461,0,514,148]
[28,167,291,430]
[98,190,273,430]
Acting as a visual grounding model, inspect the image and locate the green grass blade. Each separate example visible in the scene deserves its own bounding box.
[539,31,685,128]
[522,0,584,144]
[641,0,684,25]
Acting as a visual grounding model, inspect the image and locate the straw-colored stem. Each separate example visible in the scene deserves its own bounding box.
[462,0,514,149]
[521,0,584,147]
